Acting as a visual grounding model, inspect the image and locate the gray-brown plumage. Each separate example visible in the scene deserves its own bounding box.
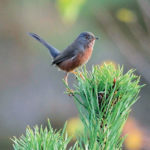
[28,32,98,84]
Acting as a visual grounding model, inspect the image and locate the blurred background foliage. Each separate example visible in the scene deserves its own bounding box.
[0,0,150,149]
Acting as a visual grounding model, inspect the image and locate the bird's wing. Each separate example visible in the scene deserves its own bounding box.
[52,45,77,65]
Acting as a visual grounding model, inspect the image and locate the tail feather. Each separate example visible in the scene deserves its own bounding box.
[28,33,60,58]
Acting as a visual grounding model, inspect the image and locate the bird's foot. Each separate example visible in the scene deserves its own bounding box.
[66,88,74,96]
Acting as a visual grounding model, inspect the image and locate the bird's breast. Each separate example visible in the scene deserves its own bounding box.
[78,47,93,65]
[58,47,93,72]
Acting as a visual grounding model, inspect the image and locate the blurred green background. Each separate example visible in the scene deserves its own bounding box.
[0,0,150,149]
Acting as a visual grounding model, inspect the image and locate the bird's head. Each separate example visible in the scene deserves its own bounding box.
[76,32,99,49]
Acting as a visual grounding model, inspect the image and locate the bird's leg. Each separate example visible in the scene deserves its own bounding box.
[64,72,68,85]
[79,72,84,80]
[64,72,74,96]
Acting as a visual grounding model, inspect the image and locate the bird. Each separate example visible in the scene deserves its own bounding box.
[28,32,98,85]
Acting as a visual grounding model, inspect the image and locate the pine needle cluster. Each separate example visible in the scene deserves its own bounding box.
[12,120,71,150]
[68,64,142,150]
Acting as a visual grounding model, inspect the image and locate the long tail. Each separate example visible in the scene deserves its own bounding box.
[28,33,60,58]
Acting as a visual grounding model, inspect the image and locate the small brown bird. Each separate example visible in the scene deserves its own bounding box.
[28,32,98,84]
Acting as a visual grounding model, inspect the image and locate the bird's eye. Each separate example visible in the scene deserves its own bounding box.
[85,35,89,39]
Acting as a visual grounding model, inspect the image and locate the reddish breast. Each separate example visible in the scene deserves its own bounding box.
[58,47,93,72]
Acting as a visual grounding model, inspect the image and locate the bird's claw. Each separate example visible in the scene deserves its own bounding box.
[66,88,74,96]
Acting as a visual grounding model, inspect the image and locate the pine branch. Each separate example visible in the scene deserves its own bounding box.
[66,63,143,150]
[12,63,142,150]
